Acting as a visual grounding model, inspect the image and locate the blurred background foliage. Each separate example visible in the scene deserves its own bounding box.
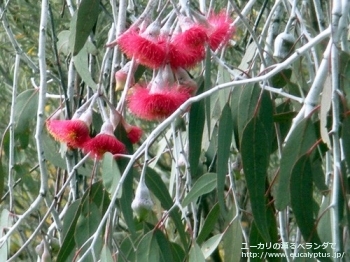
[0,0,348,261]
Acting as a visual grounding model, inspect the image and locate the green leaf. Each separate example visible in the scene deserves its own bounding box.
[57,200,82,262]
[74,201,101,260]
[100,245,114,262]
[201,233,223,259]
[145,168,188,247]
[189,92,205,177]
[136,231,160,262]
[241,116,271,242]
[42,131,67,169]
[270,68,292,88]
[188,242,205,262]
[57,30,70,55]
[275,117,317,210]
[13,89,38,134]
[119,159,136,236]
[0,161,4,201]
[73,46,97,89]
[237,83,260,139]
[290,154,331,261]
[223,208,242,262]
[102,153,122,197]
[154,229,173,262]
[170,242,186,262]
[69,0,99,55]
[216,103,233,214]
[197,203,220,245]
[182,173,217,207]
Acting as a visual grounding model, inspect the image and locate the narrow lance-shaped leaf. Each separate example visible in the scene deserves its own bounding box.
[69,0,99,55]
[102,152,122,197]
[241,116,270,242]
[145,167,188,246]
[136,230,160,262]
[216,103,233,214]
[197,203,220,245]
[182,173,217,207]
[275,117,317,210]
[290,154,332,262]
[13,89,39,134]
[189,89,205,177]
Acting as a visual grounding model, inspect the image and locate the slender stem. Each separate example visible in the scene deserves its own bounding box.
[7,54,21,211]
[330,1,343,259]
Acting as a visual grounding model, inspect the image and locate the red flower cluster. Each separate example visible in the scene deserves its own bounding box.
[46,109,143,160]
[110,11,234,70]
[109,10,234,121]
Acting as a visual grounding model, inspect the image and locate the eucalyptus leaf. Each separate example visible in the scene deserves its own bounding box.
[102,153,122,197]
[13,89,38,134]
[182,173,217,207]
[201,234,223,259]
[241,116,271,242]
[69,0,99,55]
[217,103,233,214]
[275,117,317,210]
[189,242,205,262]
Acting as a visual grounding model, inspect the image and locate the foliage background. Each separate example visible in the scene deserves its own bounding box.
[0,0,349,261]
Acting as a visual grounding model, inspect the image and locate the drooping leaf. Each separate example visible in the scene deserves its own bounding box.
[119,159,136,236]
[290,154,331,261]
[270,68,292,88]
[182,173,217,207]
[57,30,70,55]
[73,46,97,89]
[223,207,242,262]
[69,0,99,55]
[170,242,186,262]
[57,199,82,262]
[136,230,160,262]
[189,86,205,177]
[275,117,317,210]
[100,245,114,262]
[13,89,38,134]
[197,203,220,245]
[237,83,261,139]
[339,50,350,108]
[154,229,174,262]
[145,167,188,246]
[0,161,4,202]
[241,116,271,242]
[201,233,223,259]
[188,242,205,262]
[217,103,233,214]
[102,153,122,197]
[74,201,101,261]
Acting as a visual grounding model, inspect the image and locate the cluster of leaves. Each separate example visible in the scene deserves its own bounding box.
[1,0,350,261]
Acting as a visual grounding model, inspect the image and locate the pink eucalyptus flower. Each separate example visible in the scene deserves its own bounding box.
[173,16,208,48]
[46,119,91,149]
[207,11,234,50]
[125,124,143,144]
[169,43,205,69]
[83,122,126,159]
[112,22,167,69]
[128,84,191,121]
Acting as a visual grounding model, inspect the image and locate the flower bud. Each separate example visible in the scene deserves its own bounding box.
[273,32,295,60]
[131,179,153,220]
